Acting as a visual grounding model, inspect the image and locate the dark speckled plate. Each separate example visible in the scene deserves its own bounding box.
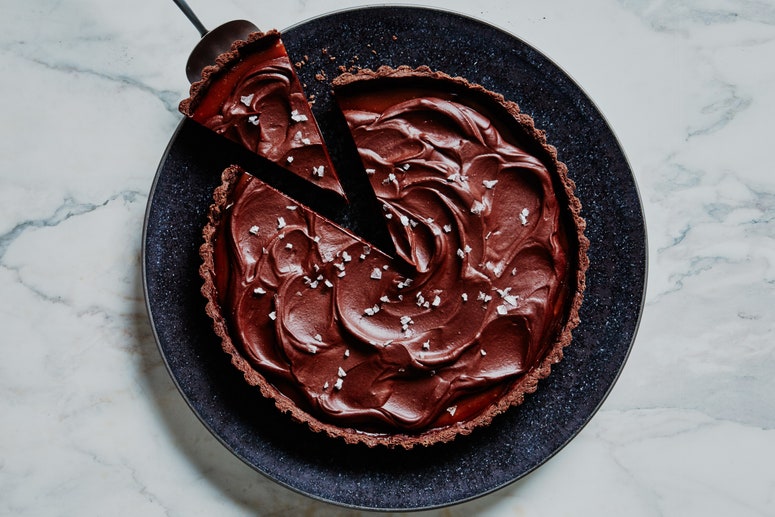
[143,6,646,511]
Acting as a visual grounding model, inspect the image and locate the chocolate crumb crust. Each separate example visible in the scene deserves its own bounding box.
[199,66,588,449]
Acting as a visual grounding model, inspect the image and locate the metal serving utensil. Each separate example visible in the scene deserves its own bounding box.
[172,0,258,83]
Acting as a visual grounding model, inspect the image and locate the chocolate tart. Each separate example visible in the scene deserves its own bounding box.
[198,65,588,449]
[179,30,344,197]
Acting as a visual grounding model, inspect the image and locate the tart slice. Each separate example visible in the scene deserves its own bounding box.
[180,30,344,197]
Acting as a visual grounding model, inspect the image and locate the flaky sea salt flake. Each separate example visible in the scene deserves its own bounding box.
[249,225,260,235]
[520,207,530,226]
[477,291,492,303]
[499,289,517,304]
[240,93,254,106]
[290,109,309,122]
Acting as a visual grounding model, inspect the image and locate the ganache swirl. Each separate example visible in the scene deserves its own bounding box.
[206,86,576,438]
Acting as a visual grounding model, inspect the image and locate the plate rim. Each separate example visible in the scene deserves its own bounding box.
[142,4,648,511]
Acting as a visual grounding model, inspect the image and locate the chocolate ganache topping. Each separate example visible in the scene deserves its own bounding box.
[201,67,587,448]
[180,31,343,197]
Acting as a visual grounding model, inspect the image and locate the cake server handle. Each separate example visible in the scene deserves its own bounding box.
[172,0,208,36]
[171,0,259,83]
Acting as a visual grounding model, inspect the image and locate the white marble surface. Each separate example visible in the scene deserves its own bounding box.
[1,0,774,515]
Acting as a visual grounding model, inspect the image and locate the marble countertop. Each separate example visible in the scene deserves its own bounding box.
[2,0,773,515]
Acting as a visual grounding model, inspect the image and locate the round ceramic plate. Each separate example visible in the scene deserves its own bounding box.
[143,6,646,511]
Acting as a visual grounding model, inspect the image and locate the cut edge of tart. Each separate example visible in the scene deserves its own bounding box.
[199,66,589,449]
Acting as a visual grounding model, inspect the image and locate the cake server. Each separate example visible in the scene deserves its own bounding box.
[172,0,258,83]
